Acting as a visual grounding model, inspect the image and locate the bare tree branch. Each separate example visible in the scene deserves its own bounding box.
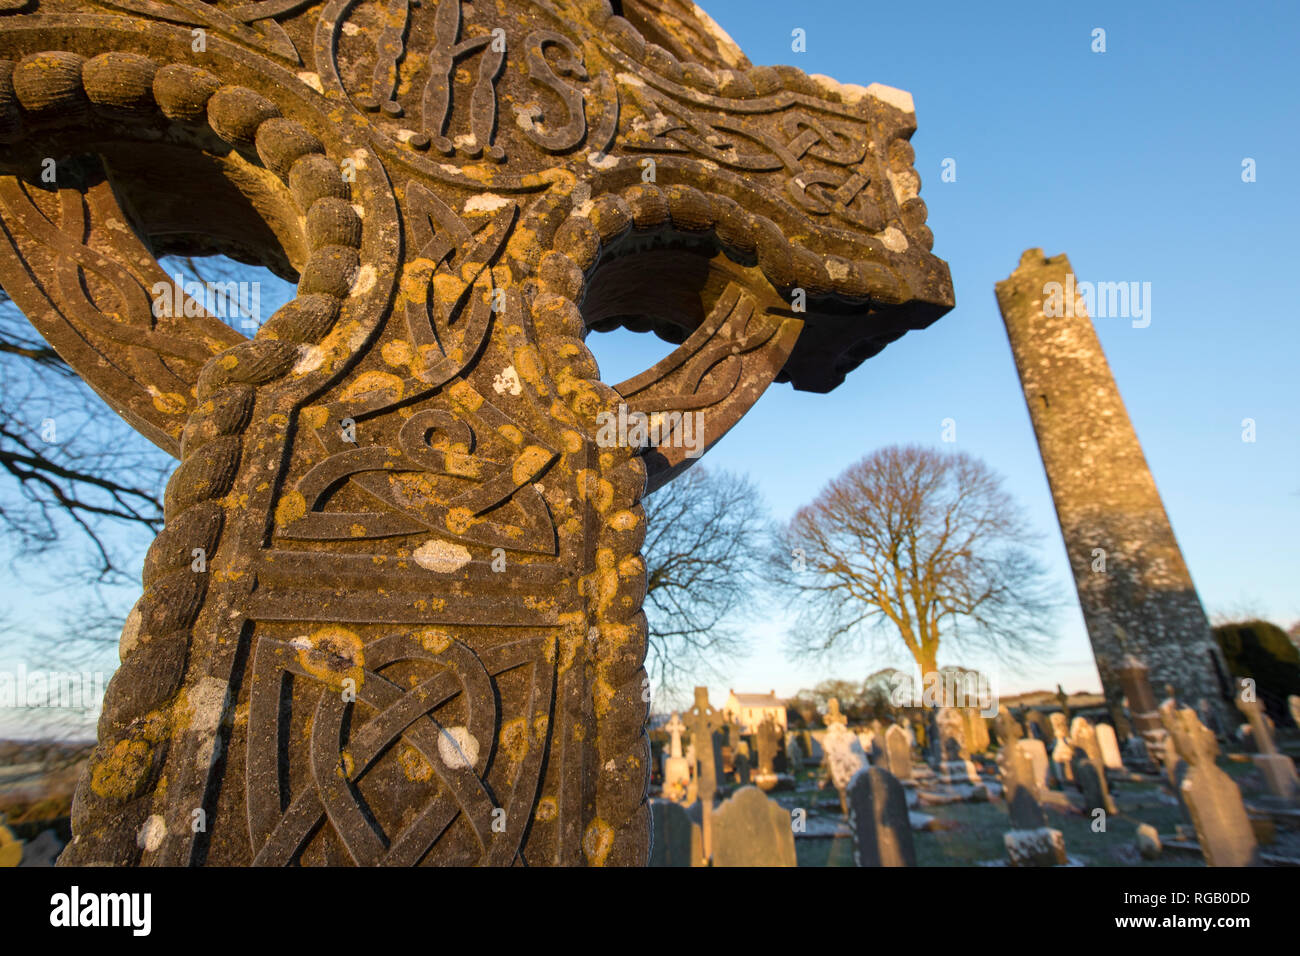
[771,444,1059,681]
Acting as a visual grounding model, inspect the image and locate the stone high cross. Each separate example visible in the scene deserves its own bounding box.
[824,697,847,726]
[0,0,951,866]
[685,685,724,859]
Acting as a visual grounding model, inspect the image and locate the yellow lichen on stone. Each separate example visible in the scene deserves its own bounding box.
[275,490,307,527]
[398,744,433,782]
[444,452,481,478]
[498,717,528,764]
[446,507,476,535]
[534,796,558,822]
[302,405,329,430]
[512,445,552,485]
[295,625,365,692]
[416,628,453,655]
[583,819,614,866]
[381,339,414,367]
[340,370,405,405]
[609,509,639,532]
[151,391,187,415]
[447,379,483,412]
[90,739,153,801]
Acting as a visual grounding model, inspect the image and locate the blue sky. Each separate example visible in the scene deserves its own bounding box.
[593,0,1300,707]
[3,0,1298,733]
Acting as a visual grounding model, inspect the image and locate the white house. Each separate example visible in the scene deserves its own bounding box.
[724,689,787,735]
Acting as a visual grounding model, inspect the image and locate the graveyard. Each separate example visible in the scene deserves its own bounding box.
[0,0,1295,906]
[643,680,1300,868]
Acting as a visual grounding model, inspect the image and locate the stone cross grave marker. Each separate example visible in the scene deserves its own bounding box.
[686,686,725,859]
[0,0,951,866]
[1236,684,1299,801]
[662,711,691,802]
[823,723,869,815]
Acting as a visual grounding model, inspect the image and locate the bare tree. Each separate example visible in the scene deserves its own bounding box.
[773,444,1057,679]
[0,256,288,675]
[641,466,769,698]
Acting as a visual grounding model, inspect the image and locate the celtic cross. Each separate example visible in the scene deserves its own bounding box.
[0,0,952,865]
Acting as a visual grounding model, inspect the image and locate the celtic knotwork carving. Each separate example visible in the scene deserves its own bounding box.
[246,629,554,865]
[0,0,953,867]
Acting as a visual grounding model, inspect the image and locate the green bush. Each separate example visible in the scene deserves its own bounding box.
[1213,619,1300,725]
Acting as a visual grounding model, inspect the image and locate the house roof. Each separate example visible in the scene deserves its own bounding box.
[729,691,784,708]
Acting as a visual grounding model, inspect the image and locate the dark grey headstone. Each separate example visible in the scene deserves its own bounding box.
[847,767,916,867]
[649,799,700,867]
[1008,784,1047,830]
[711,786,797,867]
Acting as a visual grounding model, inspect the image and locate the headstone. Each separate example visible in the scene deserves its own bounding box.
[1020,738,1050,792]
[787,736,805,769]
[823,722,869,815]
[1289,695,1300,729]
[756,715,780,776]
[710,786,797,868]
[824,697,848,728]
[934,707,979,784]
[933,706,966,761]
[734,752,751,786]
[1071,750,1111,818]
[649,799,702,867]
[1136,823,1162,860]
[662,712,691,802]
[857,730,876,759]
[1069,717,1116,813]
[685,687,726,858]
[1008,784,1047,829]
[18,829,61,867]
[885,724,913,781]
[846,768,915,866]
[964,708,991,754]
[1095,723,1124,772]
[1024,708,1052,743]
[1159,701,1259,867]
[1117,655,1166,752]
[1004,826,1067,867]
[1049,712,1074,785]
[1235,686,1299,800]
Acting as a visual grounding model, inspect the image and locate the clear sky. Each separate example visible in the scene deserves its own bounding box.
[593,0,1300,709]
[3,0,1298,734]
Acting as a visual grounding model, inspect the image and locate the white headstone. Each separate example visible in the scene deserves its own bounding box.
[823,723,869,811]
[1095,723,1124,771]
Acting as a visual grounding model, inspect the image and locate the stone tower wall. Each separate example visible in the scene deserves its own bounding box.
[995,249,1229,720]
